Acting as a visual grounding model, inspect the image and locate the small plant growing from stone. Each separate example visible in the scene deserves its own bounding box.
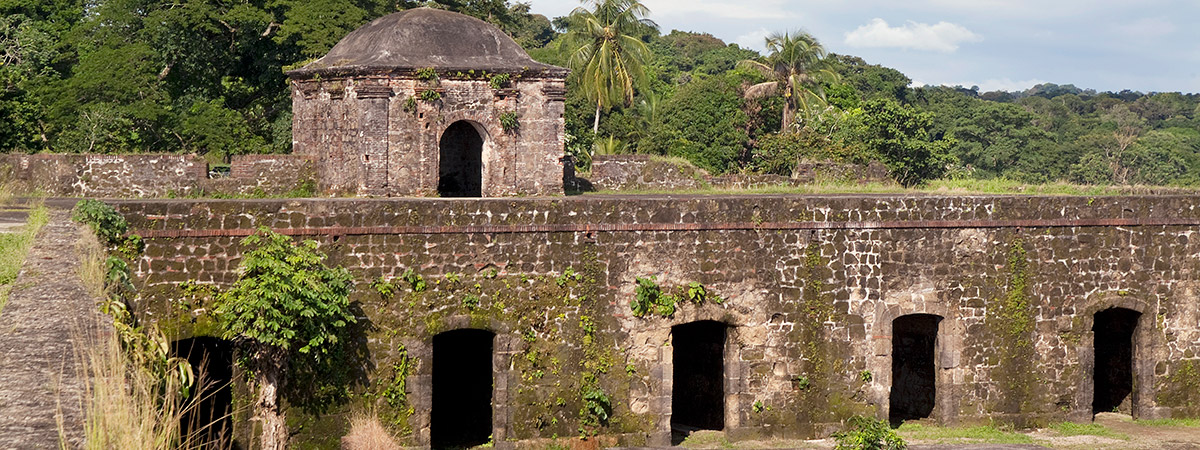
[418,89,441,102]
[859,370,873,383]
[371,276,398,298]
[793,374,811,390]
[498,111,519,133]
[753,400,766,413]
[461,293,480,310]
[400,267,426,292]
[402,96,417,113]
[415,66,438,82]
[631,276,675,317]
[833,415,906,450]
[488,72,511,89]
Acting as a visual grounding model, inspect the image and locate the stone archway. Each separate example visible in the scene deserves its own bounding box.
[438,121,486,197]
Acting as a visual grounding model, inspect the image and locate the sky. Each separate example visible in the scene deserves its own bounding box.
[522,0,1200,94]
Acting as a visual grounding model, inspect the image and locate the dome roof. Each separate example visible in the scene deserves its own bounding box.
[288,8,565,78]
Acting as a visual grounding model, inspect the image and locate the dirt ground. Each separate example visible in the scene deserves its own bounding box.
[665,413,1200,449]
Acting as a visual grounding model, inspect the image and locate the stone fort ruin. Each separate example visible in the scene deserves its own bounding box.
[6,7,1199,450]
[287,8,568,197]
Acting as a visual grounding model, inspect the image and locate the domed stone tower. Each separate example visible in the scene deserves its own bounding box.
[287,8,569,197]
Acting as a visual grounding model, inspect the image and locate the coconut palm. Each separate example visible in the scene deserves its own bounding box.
[564,0,658,133]
[738,31,840,131]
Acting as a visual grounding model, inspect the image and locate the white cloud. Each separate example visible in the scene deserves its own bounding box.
[844,18,981,52]
[734,28,772,52]
[1117,17,1177,39]
[643,0,796,21]
[925,78,1048,93]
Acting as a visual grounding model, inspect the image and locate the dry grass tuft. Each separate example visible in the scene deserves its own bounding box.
[343,410,402,450]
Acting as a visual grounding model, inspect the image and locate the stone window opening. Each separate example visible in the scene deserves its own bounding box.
[438,120,486,197]
[671,320,727,443]
[170,337,235,447]
[431,328,494,449]
[889,314,941,426]
[1093,307,1140,415]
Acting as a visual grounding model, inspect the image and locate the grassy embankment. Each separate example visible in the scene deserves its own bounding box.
[0,185,48,312]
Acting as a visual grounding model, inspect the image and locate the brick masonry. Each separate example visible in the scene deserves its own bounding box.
[111,195,1200,447]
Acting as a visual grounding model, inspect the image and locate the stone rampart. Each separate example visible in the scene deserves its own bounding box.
[0,153,315,197]
[111,195,1200,447]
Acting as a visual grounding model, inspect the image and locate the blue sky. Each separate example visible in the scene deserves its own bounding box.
[523,0,1200,94]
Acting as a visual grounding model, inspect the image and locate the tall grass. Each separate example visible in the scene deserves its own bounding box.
[72,223,233,449]
[0,201,48,312]
[343,410,402,450]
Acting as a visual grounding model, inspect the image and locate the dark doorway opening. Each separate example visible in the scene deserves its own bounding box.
[890,314,941,426]
[170,337,234,448]
[438,121,484,197]
[1093,307,1140,415]
[671,321,726,442]
[431,329,494,449]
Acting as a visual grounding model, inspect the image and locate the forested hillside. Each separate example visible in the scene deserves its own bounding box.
[3,0,1198,187]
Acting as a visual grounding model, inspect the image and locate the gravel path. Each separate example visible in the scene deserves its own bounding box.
[0,210,105,448]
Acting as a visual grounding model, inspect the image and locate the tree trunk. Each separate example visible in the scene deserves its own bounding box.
[256,350,289,450]
[782,101,794,133]
[593,102,601,134]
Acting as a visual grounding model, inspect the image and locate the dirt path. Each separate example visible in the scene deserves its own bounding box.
[0,210,105,448]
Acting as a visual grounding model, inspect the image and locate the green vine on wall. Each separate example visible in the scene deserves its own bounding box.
[377,344,417,433]
[988,237,1039,414]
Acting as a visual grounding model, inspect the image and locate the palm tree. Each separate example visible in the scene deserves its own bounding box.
[564,0,658,133]
[738,31,840,131]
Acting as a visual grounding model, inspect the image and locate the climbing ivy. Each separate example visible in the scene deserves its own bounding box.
[988,237,1039,415]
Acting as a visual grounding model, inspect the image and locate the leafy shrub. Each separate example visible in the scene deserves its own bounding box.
[834,416,907,450]
[72,199,128,246]
[631,276,674,317]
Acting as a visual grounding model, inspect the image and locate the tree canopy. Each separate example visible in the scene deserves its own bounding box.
[4,0,1200,187]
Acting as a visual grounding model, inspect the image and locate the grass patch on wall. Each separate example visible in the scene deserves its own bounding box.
[0,201,48,312]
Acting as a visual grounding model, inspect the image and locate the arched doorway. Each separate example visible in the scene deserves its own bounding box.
[890,314,941,425]
[170,337,234,448]
[1093,307,1140,415]
[431,328,494,449]
[438,121,484,197]
[671,320,726,441]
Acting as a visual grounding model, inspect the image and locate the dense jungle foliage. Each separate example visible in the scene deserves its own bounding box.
[3,0,1199,186]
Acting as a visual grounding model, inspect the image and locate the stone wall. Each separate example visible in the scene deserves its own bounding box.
[583,155,894,192]
[112,195,1200,447]
[0,153,315,197]
[291,70,566,197]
